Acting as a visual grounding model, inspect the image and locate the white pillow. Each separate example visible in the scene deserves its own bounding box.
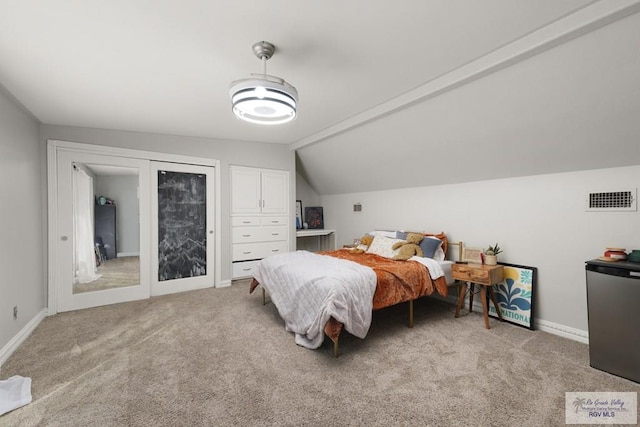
[366,235,403,258]
[369,230,397,239]
[433,247,445,262]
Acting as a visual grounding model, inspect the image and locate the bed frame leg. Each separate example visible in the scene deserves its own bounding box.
[262,288,266,305]
[409,299,414,328]
[333,338,339,358]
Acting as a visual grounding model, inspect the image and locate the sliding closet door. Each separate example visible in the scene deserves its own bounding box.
[55,150,151,312]
[150,162,215,295]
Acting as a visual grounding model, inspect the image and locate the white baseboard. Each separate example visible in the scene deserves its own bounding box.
[116,252,139,257]
[431,293,589,344]
[0,308,48,370]
[217,279,232,288]
[535,319,589,344]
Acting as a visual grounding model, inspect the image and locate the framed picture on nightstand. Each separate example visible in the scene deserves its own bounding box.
[462,247,483,264]
[295,200,303,229]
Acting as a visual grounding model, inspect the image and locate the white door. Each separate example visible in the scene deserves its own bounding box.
[55,149,151,312]
[261,170,289,214]
[151,162,215,296]
[230,166,262,214]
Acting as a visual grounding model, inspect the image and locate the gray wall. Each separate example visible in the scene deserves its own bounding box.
[295,172,321,213]
[95,175,140,256]
[0,87,45,355]
[40,124,296,282]
[320,165,640,339]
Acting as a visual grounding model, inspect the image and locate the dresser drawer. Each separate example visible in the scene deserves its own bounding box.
[232,217,261,227]
[232,226,287,243]
[232,241,289,261]
[260,216,288,226]
[451,263,503,285]
[232,260,260,279]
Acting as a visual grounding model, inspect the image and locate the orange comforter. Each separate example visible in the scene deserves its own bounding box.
[250,249,449,345]
[319,250,448,343]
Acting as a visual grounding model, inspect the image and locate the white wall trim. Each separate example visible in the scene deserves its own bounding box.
[117,252,140,257]
[48,139,219,167]
[0,309,47,369]
[535,319,589,344]
[290,0,640,151]
[47,142,59,315]
[464,299,589,344]
[432,293,589,344]
[217,279,232,288]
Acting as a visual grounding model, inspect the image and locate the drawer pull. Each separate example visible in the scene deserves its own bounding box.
[243,251,252,254]
[242,234,251,237]
[271,221,280,223]
[271,233,279,236]
[272,249,279,252]
[242,221,251,224]
[242,268,251,271]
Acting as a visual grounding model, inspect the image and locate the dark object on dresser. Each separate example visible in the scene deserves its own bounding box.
[95,203,117,260]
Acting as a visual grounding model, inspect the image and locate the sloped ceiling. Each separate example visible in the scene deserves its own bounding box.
[2,1,640,195]
[296,3,640,194]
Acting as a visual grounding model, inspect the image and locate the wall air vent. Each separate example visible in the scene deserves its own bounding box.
[586,189,636,212]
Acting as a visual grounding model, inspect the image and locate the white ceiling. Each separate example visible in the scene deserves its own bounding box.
[2,1,640,194]
[0,0,604,144]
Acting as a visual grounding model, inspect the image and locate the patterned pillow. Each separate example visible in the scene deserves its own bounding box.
[366,235,403,258]
[371,230,398,239]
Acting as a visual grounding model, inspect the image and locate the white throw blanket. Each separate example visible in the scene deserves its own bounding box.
[253,251,377,349]
[0,375,32,416]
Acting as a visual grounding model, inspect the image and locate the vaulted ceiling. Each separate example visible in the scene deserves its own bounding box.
[2,1,640,194]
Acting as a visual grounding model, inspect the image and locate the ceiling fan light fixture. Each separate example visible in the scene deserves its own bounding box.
[229,41,298,125]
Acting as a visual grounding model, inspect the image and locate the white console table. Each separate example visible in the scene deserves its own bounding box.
[296,229,336,252]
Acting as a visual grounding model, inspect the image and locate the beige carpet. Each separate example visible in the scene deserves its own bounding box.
[1,280,639,426]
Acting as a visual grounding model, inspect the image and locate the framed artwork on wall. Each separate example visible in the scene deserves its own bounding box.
[295,200,303,229]
[488,263,536,330]
[304,206,324,229]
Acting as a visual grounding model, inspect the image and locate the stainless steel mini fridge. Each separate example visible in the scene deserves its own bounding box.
[585,259,640,384]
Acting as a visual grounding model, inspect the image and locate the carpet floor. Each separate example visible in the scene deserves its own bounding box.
[1,280,638,426]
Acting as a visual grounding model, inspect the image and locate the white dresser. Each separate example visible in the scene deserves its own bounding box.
[230,166,290,279]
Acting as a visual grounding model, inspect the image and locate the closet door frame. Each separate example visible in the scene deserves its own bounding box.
[47,140,222,315]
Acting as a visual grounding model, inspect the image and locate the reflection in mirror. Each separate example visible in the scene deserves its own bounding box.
[72,163,140,294]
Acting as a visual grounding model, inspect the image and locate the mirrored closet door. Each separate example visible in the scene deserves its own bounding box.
[55,150,151,312]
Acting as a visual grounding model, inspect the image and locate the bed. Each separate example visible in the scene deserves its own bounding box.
[249,231,461,356]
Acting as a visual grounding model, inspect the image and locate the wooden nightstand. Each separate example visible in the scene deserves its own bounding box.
[452,263,504,329]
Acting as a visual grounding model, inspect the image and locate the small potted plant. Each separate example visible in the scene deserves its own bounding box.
[485,243,502,265]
